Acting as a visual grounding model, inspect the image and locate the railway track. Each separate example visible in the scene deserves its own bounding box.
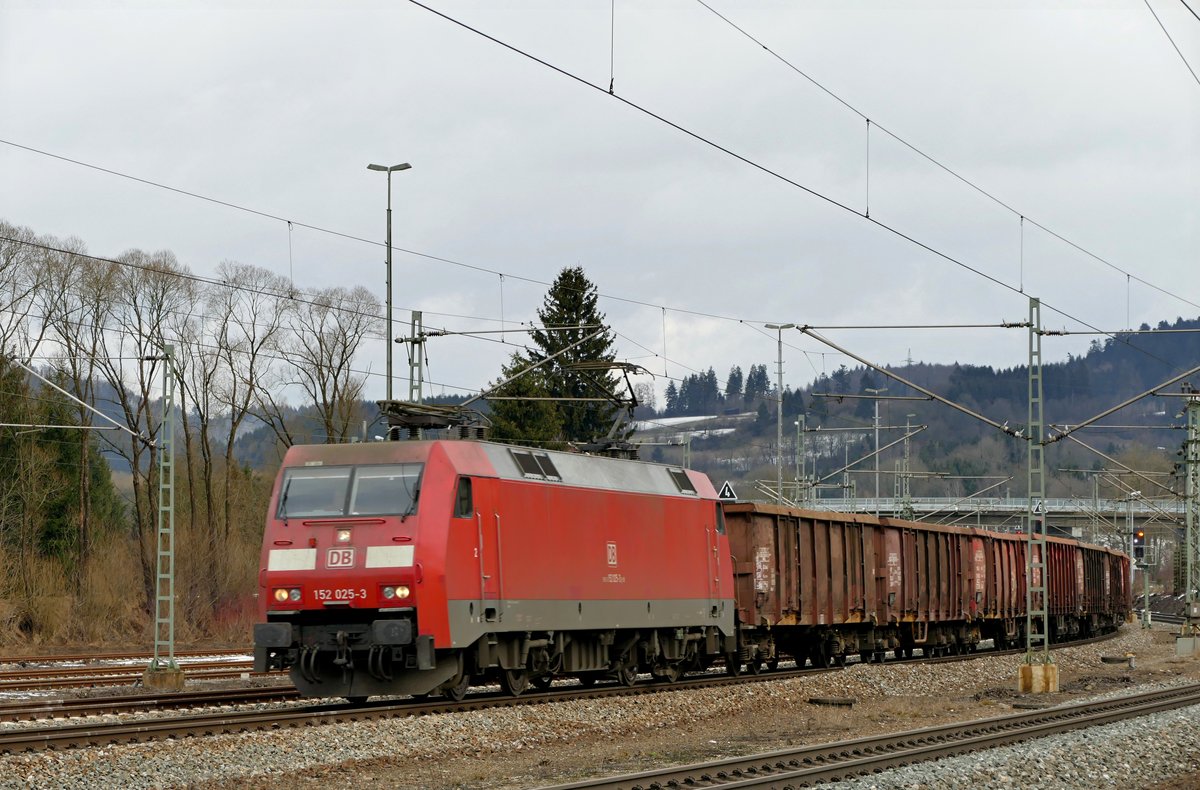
[0,667,841,754]
[0,687,300,723]
[0,627,1125,754]
[0,628,1116,718]
[0,648,247,665]
[0,660,269,692]
[543,683,1200,789]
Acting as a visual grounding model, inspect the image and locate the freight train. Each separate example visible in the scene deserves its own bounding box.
[252,438,1130,701]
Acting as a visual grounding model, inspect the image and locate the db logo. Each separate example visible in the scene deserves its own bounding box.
[606,541,618,567]
[327,548,355,568]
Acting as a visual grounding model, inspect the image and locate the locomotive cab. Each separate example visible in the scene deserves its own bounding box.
[253,441,469,699]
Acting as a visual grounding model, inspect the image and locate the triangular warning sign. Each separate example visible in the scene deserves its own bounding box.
[717,481,738,501]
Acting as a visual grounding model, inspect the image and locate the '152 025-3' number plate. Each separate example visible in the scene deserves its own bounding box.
[313,588,367,601]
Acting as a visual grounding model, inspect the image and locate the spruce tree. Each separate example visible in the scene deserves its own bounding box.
[486,352,564,447]
[489,267,622,444]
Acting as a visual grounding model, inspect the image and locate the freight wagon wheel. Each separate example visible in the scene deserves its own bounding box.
[500,668,530,696]
[532,674,554,691]
[766,658,779,672]
[617,662,638,687]
[745,659,762,675]
[576,674,598,688]
[724,657,741,676]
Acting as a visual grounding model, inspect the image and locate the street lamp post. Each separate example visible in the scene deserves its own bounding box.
[367,162,412,402]
[766,323,796,504]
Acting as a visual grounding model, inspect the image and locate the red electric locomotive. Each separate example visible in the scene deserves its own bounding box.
[253,439,737,700]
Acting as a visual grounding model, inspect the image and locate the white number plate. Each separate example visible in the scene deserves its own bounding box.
[313,588,368,602]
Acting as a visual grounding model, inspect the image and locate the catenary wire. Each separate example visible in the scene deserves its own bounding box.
[694,0,1200,314]
[1144,0,1200,87]
[1,26,1187,379]
[404,1,1189,376]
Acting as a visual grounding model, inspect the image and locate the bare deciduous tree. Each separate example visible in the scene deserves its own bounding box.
[42,239,115,574]
[0,221,50,361]
[275,286,380,444]
[209,261,290,537]
[93,249,193,610]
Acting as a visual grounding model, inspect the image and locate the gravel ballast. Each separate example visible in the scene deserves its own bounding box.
[2,625,1198,789]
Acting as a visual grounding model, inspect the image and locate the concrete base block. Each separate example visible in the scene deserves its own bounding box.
[1017,663,1059,694]
[142,666,186,692]
[1175,636,1198,658]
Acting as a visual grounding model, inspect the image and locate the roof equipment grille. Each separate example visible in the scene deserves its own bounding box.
[668,468,697,494]
[510,449,562,481]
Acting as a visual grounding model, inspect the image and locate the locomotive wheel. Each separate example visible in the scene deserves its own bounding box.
[617,663,638,687]
[656,663,683,683]
[834,654,846,668]
[500,668,530,696]
[441,673,471,702]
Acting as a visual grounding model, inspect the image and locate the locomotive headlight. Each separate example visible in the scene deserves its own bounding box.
[336,528,352,543]
[289,588,302,602]
[273,588,289,602]
[381,585,411,600]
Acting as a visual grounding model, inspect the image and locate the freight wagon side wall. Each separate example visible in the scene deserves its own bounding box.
[723,506,904,629]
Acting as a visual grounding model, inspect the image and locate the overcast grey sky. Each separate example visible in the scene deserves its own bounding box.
[2,1,1197,407]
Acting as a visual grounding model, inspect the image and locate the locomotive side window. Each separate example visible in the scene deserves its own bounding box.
[349,464,423,516]
[455,477,473,518]
[277,466,352,518]
[714,504,726,534]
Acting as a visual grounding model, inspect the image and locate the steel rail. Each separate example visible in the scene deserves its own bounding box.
[0,660,253,680]
[544,684,1200,789]
[0,648,247,664]
[0,667,845,754]
[0,629,1121,753]
[0,687,300,723]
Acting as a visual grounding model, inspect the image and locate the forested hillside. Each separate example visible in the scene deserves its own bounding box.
[637,318,1200,500]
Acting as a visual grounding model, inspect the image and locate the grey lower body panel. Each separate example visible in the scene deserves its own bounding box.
[447,597,735,648]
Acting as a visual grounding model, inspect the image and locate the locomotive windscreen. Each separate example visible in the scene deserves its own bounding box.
[277,463,424,518]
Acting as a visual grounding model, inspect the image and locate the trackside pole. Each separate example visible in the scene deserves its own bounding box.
[1178,392,1200,657]
[144,345,184,691]
[1019,298,1057,693]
